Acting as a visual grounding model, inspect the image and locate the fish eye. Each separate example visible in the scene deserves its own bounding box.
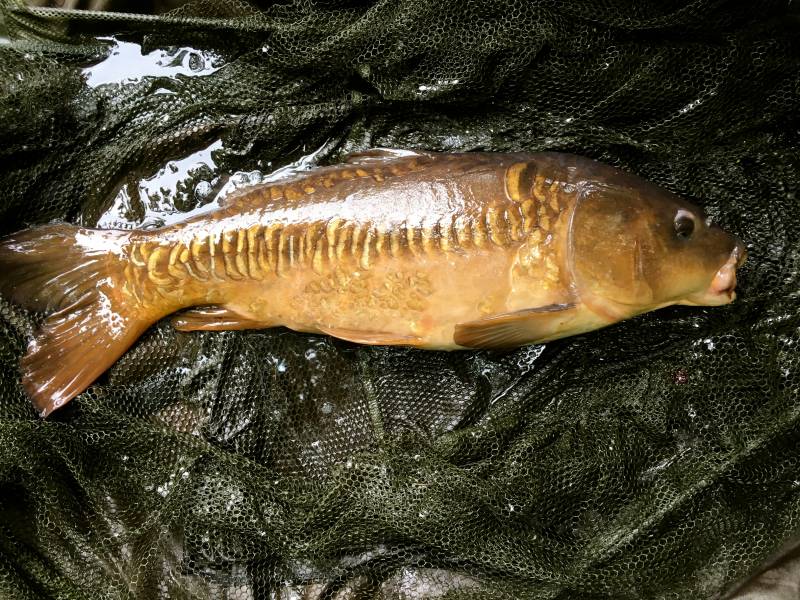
[674,211,695,240]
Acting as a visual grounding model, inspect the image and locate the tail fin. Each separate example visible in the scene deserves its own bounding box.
[0,224,147,417]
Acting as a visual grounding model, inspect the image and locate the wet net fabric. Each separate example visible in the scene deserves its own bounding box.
[0,0,799,598]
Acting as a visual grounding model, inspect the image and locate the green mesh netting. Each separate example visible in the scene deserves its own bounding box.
[0,0,799,598]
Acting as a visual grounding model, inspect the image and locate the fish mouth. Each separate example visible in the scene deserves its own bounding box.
[682,242,747,307]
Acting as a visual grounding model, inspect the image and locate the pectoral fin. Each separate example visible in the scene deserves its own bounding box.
[317,325,423,347]
[172,306,273,332]
[454,304,578,349]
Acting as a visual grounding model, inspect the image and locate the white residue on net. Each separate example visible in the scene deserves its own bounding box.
[417,78,460,93]
[82,38,224,88]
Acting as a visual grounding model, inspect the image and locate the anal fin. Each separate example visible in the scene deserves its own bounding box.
[171,306,273,332]
[454,304,578,349]
[317,325,423,347]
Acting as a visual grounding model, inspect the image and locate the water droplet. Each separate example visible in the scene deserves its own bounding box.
[194,180,212,200]
[187,52,204,72]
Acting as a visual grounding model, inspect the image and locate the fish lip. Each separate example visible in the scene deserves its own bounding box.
[681,289,736,307]
[683,244,744,306]
[681,288,736,307]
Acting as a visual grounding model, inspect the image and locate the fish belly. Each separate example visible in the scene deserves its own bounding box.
[223,244,517,348]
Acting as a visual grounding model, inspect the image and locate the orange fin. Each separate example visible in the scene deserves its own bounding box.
[0,224,149,417]
[342,148,430,164]
[454,304,578,349]
[172,306,273,332]
[317,325,423,346]
[20,297,146,417]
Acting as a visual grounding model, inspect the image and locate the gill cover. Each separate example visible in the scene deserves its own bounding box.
[568,185,657,318]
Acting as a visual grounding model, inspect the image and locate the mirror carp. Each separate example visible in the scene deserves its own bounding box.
[0,149,746,417]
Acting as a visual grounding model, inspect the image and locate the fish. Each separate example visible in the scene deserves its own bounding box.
[0,149,746,417]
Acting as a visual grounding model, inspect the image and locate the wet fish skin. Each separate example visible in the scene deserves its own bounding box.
[124,150,578,346]
[0,149,746,417]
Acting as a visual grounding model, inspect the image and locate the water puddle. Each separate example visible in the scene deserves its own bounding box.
[82,37,224,88]
[96,138,334,230]
[95,139,223,229]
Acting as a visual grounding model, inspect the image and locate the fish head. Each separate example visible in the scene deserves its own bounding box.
[568,176,746,320]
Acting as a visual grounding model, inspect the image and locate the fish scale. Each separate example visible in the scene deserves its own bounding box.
[130,156,576,293]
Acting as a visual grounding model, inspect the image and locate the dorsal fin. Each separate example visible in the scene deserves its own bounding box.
[218,148,434,208]
[341,148,431,164]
